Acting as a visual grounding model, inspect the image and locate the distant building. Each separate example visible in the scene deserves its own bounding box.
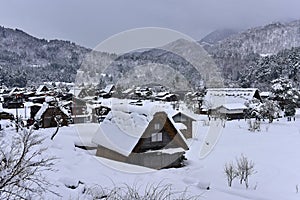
[70,88,90,99]
[155,92,178,102]
[35,85,50,95]
[34,102,71,128]
[201,88,262,119]
[2,94,24,109]
[98,84,115,98]
[211,103,248,120]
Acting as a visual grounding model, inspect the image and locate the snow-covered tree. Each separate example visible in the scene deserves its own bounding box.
[271,78,299,120]
[253,100,281,123]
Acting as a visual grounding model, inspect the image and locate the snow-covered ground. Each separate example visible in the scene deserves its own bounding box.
[1,109,300,199]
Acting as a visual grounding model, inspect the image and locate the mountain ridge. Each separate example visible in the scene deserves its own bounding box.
[1,20,300,90]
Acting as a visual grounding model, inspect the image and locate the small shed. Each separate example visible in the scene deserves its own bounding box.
[172,112,196,138]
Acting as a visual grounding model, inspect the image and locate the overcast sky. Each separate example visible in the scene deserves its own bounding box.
[1,0,300,48]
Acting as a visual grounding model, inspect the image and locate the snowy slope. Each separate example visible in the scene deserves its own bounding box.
[2,109,300,199]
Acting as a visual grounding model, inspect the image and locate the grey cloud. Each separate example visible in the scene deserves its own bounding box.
[0,0,300,48]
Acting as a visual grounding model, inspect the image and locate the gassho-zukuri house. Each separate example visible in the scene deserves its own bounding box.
[201,88,262,120]
[92,104,189,169]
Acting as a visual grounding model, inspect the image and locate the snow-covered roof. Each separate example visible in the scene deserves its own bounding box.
[92,102,188,157]
[69,88,81,97]
[144,147,185,155]
[28,96,46,100]
[102,84,114,94]
[260,92,271,97]
[175,123,187,130]
[34,102,49,120]
[122,88,134,94]
[217,103,248,110]
[36,85,49,94]
[156,92,169,97]
[8,87,17,96]
[0,89,6,94]
[158,93,176,100]
[34,102,70,120]
[45,96,56,103]
[69,88,90,98]
[203,88,259,109]
[92,111,149,156]
[170,110,199,121]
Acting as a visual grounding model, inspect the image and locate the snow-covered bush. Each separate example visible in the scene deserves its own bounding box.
[271,78,300,120]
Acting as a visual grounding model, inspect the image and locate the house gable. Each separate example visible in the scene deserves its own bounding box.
[132,112,188,153]
[38,105,70,128]
[78,89,89,98]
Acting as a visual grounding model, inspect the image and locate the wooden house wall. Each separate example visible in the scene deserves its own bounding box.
[127,151,185,169]
[96,145,127,162]
[96,145,185,169]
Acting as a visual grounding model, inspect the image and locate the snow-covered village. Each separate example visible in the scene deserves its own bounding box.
[1,1,300,200]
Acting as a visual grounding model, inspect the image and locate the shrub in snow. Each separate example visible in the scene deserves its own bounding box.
[224,162,237,187]
[224,155,256,189]
[81,182,200,200]
[247,119,261,132]
[0,123,57,199]
[236,154,256,189]
[284,104,296,121]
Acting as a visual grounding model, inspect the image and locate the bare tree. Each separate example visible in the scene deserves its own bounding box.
[224,162,237,187]
[0,122,57,199]
[236,154,256,189]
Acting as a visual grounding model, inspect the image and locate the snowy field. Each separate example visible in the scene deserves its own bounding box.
[1,109,300,199]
